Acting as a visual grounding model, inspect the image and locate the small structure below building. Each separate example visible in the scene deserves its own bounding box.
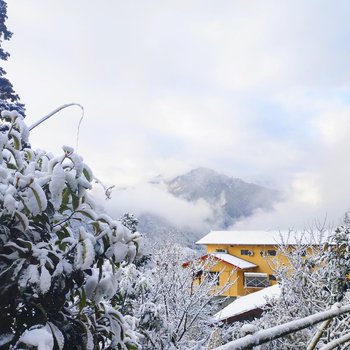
[214,284,281,323]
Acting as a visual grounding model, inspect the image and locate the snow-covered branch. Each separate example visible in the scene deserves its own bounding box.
[216,303,350,350]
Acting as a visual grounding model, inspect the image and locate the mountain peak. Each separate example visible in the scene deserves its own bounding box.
[166,167,280,226]
[138,167,281,245]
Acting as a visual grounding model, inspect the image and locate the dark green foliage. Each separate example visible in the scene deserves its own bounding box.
[0,112,140,349]
[0,0,25,115]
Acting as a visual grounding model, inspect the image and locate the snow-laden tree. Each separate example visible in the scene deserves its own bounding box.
[236,226,350,349]
[0,110,141,349]
[119,213,138,234]
[0,1,25,115]
[120,242,234,350]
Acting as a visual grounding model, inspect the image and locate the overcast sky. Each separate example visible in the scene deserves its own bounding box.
[4,1,350,230]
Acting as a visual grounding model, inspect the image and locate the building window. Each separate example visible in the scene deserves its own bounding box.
[260,250,277,257]
[244,273,269,288]
[241,250,254,256]
[215,249,227,253]
[208,272,220,286]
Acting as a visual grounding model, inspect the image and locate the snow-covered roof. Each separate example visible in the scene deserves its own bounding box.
[210,252,257,270]
[214,284,281,322]
[196,230,328,246]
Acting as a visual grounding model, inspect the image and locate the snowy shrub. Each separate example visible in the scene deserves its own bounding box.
[0,110,141,349]
[121,243,234,350]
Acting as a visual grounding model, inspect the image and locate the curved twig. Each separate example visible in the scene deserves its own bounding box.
[28,103,84,151]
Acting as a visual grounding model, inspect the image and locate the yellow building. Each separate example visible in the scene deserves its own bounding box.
[196,230,306,297]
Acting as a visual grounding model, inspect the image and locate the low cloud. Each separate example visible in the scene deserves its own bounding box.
[93,183,214,233]
[234,107,350,231]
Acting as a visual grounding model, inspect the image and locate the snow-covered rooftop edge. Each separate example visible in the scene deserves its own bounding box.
[196,230,331,246]
[210,252,257,270]
[214,284,281,322]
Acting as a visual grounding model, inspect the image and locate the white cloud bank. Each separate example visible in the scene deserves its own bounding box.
[93,183,214,233]
[235,106,350,231]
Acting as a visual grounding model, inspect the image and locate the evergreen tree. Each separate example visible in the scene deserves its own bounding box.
[0,0,25,115]
[120,213,139,234]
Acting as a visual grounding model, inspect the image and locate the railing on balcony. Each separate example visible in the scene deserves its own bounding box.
[244,272,270,288]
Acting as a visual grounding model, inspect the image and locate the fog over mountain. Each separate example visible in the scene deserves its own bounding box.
[167,167,279,226]
[137,167,281,245]
[94,167,281,246]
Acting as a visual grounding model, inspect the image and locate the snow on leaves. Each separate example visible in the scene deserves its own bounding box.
[0,110,141,349]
